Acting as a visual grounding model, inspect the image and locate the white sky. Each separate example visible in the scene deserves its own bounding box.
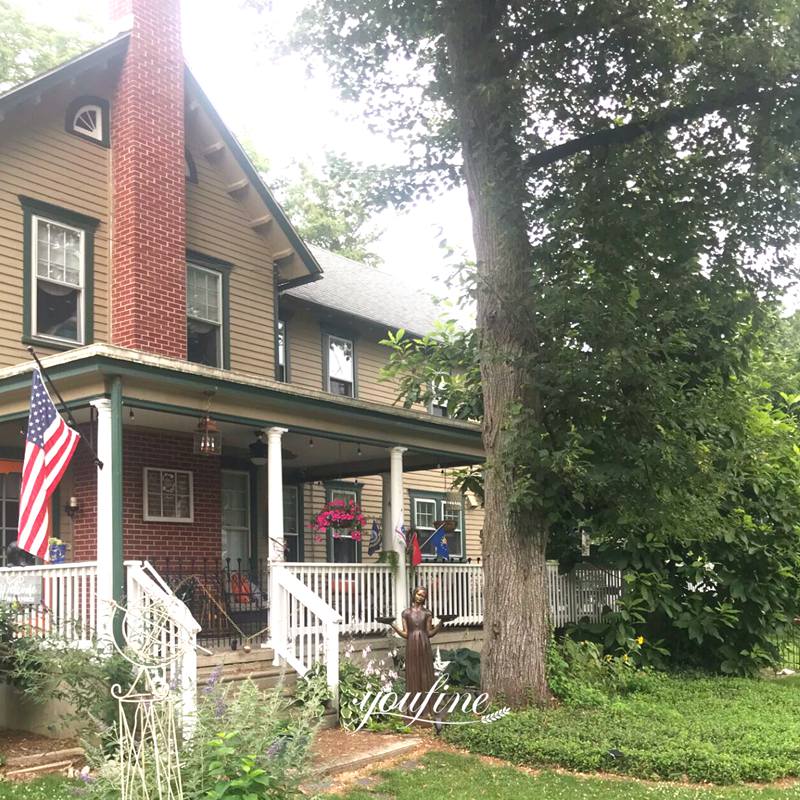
[15,0,475,317]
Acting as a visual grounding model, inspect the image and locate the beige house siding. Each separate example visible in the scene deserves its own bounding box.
[186,152,276,376]
[0,88,111,367]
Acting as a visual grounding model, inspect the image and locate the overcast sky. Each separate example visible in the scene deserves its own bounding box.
[16,0,474,319]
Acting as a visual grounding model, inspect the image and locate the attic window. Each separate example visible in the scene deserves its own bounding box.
[65,96,110,147]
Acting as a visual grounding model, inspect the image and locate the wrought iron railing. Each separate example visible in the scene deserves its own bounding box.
[145,557,269,650]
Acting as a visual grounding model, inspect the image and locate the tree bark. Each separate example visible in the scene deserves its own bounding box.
[444,1,551,707]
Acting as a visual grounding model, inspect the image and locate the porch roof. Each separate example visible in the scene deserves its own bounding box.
[0,344,483,470]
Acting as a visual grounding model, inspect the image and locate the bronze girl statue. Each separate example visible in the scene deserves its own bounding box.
[391,586,441,702]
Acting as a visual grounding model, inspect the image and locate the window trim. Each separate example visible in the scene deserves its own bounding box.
[65,96,110,148]
[283,483,304,562]
[20,196,97,350]
[409,489,466,561]
[324,480,363,563]
[276,318,289,382]
[186,250,231,370]
[143,467,194,523]
[322,328,357,398]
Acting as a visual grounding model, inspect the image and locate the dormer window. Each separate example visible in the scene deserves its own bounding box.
[65,96,110,147]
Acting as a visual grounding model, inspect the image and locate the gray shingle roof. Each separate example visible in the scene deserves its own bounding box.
[284,245,445,336]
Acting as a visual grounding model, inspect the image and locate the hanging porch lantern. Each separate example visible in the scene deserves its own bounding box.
[194,414,221,456]
[249,431,267,465]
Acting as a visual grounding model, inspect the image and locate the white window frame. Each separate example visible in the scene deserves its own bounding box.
[412,495,464,560]
[277,319,287,381]
[143,468,194,523]
[187,263,224,368]
[32,214,86,345]
[325,333,355,397]
[71,104,103,143]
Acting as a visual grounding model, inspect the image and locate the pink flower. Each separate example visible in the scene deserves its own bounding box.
[351,531,362,541]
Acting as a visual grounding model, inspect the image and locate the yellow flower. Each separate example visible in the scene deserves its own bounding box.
[636,636,645,645]
[622,654,629,662]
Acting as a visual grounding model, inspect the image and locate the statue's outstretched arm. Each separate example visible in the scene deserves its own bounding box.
[391,618,408,639]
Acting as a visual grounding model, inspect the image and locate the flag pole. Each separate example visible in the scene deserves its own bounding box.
[26,346,104,469]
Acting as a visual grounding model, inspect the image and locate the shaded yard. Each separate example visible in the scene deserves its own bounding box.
[444,673,800,784]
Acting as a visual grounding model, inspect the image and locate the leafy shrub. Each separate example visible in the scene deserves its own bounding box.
[445,673,800,784]
[441,648,480,688]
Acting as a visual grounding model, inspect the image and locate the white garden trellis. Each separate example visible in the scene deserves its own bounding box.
[108,571,203,800]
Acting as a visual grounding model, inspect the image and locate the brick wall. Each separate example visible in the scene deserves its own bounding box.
[109,0,187,358]
[71,426,222,562]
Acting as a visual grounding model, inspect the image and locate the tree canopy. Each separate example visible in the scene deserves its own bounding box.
[288,0,800,691]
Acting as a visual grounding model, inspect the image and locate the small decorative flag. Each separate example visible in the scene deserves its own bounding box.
[368,520,382,556]
[410,531,423,567]
[395,521,407,547]
[18,370,81,561]
[429,525,450,561]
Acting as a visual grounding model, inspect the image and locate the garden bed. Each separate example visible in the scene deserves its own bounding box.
[443,673,800,784]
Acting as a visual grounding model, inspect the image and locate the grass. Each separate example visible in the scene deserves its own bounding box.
[443,673,800,784]
[339,751,800,800]
[0,776,77,800]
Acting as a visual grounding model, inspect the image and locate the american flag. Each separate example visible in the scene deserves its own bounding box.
[18,370,80,561]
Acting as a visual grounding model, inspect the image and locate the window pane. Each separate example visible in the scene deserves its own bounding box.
[146,470,162,518]
[414,499,436,530]
[187,318,221,367]
[5,473,20,499]
[329,378,352,397]
[328,336,353,382]
[283,486,298,534]
[277,320,286,381]
[443,501,462,531]
[187,266,220,323]
[36,220,81,286]
[36,280,80,341]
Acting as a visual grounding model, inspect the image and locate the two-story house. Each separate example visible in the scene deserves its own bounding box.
[0,0,486,665]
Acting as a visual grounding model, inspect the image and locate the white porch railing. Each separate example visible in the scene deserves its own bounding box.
[283,562,395,635]
[415,562,484,626]
[125,560,202,727]
[269,564,341,702]
[548,561,623,627]
[0,561,98,644]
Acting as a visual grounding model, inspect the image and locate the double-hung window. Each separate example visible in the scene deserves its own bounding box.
[187,262,224,368]
[22,197,97,347]
[325,334,355,397]
[410,492,464,560]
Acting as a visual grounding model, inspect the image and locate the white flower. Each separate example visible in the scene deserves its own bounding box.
[362,645,372,656]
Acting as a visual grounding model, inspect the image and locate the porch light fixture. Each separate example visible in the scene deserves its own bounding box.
[193,415,221,456]
[64,495,80,518]
[249,431,268,466]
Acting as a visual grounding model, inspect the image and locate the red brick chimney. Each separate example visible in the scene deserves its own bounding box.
[109,0,186,359]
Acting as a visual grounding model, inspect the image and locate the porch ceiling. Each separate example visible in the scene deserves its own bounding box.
[0,344,484,474]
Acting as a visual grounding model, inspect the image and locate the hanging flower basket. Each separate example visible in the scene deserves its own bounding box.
[314,498,367,541]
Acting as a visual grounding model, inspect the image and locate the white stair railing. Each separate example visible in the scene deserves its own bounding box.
[282,562,394,635]
[125,560,202,727]
[0,561,98,644]
[269,564,341,703]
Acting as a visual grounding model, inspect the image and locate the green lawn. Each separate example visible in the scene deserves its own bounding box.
[339,751,800,800]
[0,776,77,800]
[444,673,800,784]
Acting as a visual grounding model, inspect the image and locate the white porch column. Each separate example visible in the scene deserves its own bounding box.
[266,427,287,665]
[266,427,288,563]
[91,398,114,644]
[389,446,408,620]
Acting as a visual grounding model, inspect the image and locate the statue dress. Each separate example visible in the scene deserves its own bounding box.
[403,605,436,696]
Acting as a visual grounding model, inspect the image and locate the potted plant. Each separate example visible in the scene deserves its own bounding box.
[48,537,66,563]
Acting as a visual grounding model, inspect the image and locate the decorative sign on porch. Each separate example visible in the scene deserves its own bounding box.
[0,573,42,605]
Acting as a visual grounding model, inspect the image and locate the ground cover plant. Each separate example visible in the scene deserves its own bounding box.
[339,750,800,800]
[444,673,800,784]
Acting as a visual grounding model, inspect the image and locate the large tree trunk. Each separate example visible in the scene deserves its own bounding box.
[444,1,551,707]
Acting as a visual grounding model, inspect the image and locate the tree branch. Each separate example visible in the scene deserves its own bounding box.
[526,82,800,171]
